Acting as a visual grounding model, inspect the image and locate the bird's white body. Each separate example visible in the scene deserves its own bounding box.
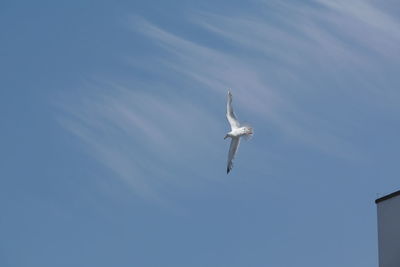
[224,90,253,174]
[225,127,253,138]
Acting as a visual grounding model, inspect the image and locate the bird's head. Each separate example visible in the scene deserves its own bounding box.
[243,127,253,135]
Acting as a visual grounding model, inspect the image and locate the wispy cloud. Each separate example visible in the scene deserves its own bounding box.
[60,0,400,200]
[60,84,225,202]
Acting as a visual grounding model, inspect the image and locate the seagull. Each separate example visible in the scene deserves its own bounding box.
[224,90,253,174]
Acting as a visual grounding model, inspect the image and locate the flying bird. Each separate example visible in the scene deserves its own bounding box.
[224,90,253,174]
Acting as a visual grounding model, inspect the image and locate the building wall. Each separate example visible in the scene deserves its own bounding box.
[377,195,400,267]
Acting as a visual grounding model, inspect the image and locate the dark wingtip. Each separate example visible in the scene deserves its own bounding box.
[227,168,230,174]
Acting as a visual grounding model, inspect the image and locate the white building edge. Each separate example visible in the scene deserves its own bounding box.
[376,190,400,267]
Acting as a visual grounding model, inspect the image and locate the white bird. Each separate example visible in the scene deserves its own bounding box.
[224,90,253,174]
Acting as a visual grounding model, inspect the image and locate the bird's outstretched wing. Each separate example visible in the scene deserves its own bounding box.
[226,91,240,130]
[227,137,240,174]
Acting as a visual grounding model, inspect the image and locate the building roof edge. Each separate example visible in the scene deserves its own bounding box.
[375,190,400,204]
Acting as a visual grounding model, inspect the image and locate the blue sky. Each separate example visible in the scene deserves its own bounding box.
[1,0,400,266]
